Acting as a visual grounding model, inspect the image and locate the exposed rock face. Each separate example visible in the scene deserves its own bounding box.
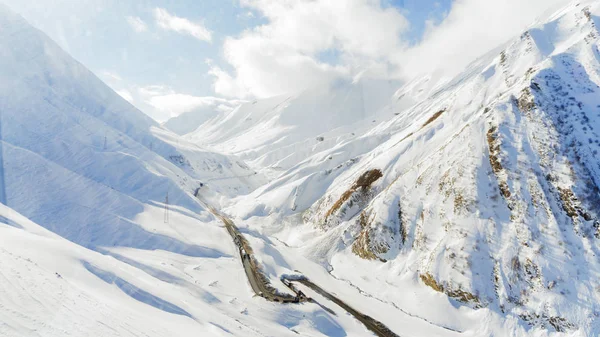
[313,169,383,230]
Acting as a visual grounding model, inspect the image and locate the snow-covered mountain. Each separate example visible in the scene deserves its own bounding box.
[5,0,600,336]
[186,78,399,172]
[188,1,600,335]
[0,1,264,241]
[162,100,244,136]
[0,5,332,337]
[0,4,438,337]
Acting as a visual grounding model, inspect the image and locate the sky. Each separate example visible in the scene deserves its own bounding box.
[3,0,569,122]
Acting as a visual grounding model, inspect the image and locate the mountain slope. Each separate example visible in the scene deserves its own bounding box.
[186,78,399,173]
[209,1,600,334]
[162,99,244,136]
[5,1,600,336]
[0,2,264,251]
[0,5,412,337]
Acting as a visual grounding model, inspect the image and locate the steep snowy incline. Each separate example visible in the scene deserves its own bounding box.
[0,2,262,253]
[208,1,600,335]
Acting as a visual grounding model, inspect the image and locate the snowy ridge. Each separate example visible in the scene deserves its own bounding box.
[211,1,600,334]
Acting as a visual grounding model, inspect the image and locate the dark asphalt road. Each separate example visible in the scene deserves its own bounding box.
[194,190,399,336]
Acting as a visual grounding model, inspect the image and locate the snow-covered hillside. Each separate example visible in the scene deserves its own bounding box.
[0,4,449,337]
[0,1,265,245]
[186,78,399,173]
[5,0,600,336]
[186,1,600,335]
[0,5,336,337]
[163,101,243,136]
[2,200,384,337]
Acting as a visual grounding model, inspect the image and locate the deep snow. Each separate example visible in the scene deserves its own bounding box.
[3,0,600,336]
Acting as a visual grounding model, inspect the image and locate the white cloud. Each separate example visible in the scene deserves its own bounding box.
[209,0,408,98]
[398,0,570,79]
[137,85,243,120]
[153,8,212,42]
[95,71,238,122]
[138,84,171,98]
[208,66,251,99]
[116,89,134,103]
[209,0,571,99]
[126,16,148,33]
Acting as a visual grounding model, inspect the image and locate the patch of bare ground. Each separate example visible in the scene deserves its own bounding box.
[398,201,407,244]
[413,211,427,249]
[556,185,598,237]
[422,109,446,128]
[325,190,354,219]
[453,193,465,212]
[558,187,579,218]
[351,204,403,262]
[523,258,542,288]
[419,273,480,306]
[355,169,384,188]
[397,108,447,143]
[324,169,383,219]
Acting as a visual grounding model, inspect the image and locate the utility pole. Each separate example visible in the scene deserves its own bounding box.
[104,132,107,150]
[164,191,169,224]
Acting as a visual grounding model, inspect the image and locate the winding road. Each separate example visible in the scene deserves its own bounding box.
[194,189,400,337]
